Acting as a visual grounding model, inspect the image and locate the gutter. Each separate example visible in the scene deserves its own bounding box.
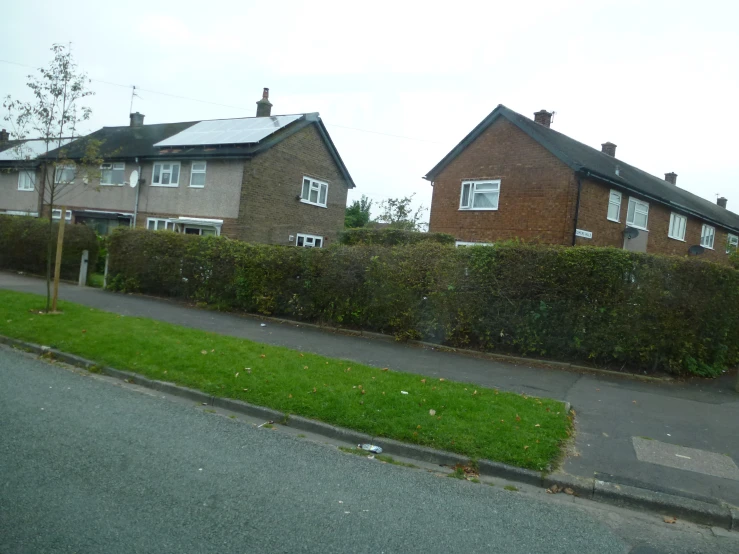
[581,169,739,235]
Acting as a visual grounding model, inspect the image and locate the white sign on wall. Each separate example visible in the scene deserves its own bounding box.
[575,229,593,239]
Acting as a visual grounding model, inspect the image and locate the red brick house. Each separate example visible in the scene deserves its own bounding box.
[425,105,739,263]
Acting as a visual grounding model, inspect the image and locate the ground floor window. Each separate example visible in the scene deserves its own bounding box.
[455,241,493,247]
[296,233,323,248]
[147,218,176,231]
[183,226,216,236]
[51,209,72,221]
[78,215,131,235]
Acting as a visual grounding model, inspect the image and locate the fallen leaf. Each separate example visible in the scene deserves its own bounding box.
[535,424,540,427]
[416,425,421,429]
[515,415,521,421]
[500,420,505,423]
[211,349,215,353]
[163,370,167,374]
[429,409,436,416]
[382,368,388,372]
[243,388,248,391]
[382,392,385,395]
[358,385,362,389]
[473,390,478,395]
[260,354,266,358]
[235,372,239,378]
[564,488,574,495]
[82,329,87,333]
[288,394,293,398]
[524,446,529,450]
[361,390,366,395]
[663,516,676,524]
[312,387,317,393]
[421,379,426,384]
[304,366,309,369]
[632,400,637,404]
[547,484,560,494]
[201,350,207,355]
[299,353,304,357]
[439,378,445,382]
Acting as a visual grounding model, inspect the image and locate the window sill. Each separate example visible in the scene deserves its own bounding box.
[300,199,327,208]
[188,185,205,189]
[151,184,180,188]
[459,207,499,211]
[668,236,686,242]
[17,189,35,192]
[606,217,620,223]
[626,224,649,232]
[701,245,715,251]
[100,183,125,187]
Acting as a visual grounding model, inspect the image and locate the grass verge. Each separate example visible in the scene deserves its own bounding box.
[0,290,572,470]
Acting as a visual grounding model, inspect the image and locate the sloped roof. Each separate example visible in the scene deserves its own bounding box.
[0,138,75,163]
[48,113,355,188]
[424,104,739,233]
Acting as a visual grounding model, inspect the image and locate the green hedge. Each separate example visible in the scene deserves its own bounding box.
[107,229,739,376]
[0,215,99,281]
[338,228,455,246]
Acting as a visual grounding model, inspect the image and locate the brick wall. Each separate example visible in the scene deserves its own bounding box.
[236,124,350,246]
[575,179,734,264]
[428,118,578,244]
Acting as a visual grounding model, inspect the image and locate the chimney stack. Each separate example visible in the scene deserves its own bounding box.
[718,197,728,209]
[256,88,272,117]
[130,112,145,127]
[533,110,552,128]
[664,172,677,185]
[0,129,8,143]
[601,142,617,157]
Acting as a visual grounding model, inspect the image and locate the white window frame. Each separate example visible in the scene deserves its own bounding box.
[51,209,72,221]
[146,218,175,231]
[151,162,181,187]
[300,177,328,208]
[17,170,35,191]
[459,180,501,211]
[668,213,687,241]
[607,190,621,222]
[189,161,207,188]
[296,233,323,248]
[100,162,126,186]
[700,224,715,249]
[727,234,738,254]
[54,165,76,184]
[626,197,649,231]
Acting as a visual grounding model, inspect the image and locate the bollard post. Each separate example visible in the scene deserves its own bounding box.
[103,253,109,289]
[78,249,89,286]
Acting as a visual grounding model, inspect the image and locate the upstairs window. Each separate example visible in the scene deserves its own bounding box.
[668,213,687,241]
[460,180,500,210]
[189,161,207,188]
[727,234,738,254]
[18,170,35,191]
[296,233,323,248]
[700,224,715,249]
[152,162,180,187]
[607,190,621,222]
[100,162,126,185]
[301,177,328,207]
[54,165,76,184]
[626,198,649,230]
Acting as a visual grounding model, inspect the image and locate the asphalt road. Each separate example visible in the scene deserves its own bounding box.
[1,347,735,553]
[2,273,738,507]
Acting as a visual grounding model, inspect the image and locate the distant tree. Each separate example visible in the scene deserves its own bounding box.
[3,44,101,312]
[345,195,373,228]
[375,193,428,232]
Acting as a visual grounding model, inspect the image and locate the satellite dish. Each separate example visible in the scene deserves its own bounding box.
[623,227,640,240]
[129,170,139,188]
[688,245,704,256]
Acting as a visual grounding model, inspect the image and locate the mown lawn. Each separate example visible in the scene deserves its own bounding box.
[0,290,572,470]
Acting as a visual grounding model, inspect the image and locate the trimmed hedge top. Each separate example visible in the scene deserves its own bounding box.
[338,228,455,246]
[0,215,98,281]
[107,229,739,377]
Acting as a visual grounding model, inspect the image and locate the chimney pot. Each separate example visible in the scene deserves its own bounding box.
[601,142,617,157]
[664,172,677,185]
[533,110,552,128]
[718,197,728,209]
[256,87,273,117]
[0,128,8,143]
[130,112,145,127]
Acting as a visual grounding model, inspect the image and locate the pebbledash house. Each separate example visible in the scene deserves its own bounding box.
[0,89,355,248]
[424,104,739,263]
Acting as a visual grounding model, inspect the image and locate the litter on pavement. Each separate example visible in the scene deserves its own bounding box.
[359,444,383,454]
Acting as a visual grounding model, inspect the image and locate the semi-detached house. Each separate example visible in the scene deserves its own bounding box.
[425,104,739,264]
[0,89,355,248]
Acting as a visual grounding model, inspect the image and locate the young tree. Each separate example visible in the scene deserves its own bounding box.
[3,44,100,311]
[345,195,373,228]
[375,193,428,231]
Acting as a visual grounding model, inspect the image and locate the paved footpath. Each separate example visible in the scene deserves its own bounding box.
[2,272,738,509]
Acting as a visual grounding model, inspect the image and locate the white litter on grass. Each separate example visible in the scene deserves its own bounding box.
[199,468,203,471]
[401,391,409,395]
[675,454,691,459]
[260,323,266,327]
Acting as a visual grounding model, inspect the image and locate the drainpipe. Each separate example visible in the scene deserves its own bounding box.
[571,173,583,246]
[133,158,142,227]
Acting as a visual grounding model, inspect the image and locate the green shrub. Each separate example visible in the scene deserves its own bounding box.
[107,229,739,376]
[338,228,455,246]
[0,215,98,281]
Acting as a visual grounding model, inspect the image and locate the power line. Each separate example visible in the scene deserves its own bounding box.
[0,58,440,144]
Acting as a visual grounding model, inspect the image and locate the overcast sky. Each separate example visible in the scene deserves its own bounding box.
[2,0,738,222]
